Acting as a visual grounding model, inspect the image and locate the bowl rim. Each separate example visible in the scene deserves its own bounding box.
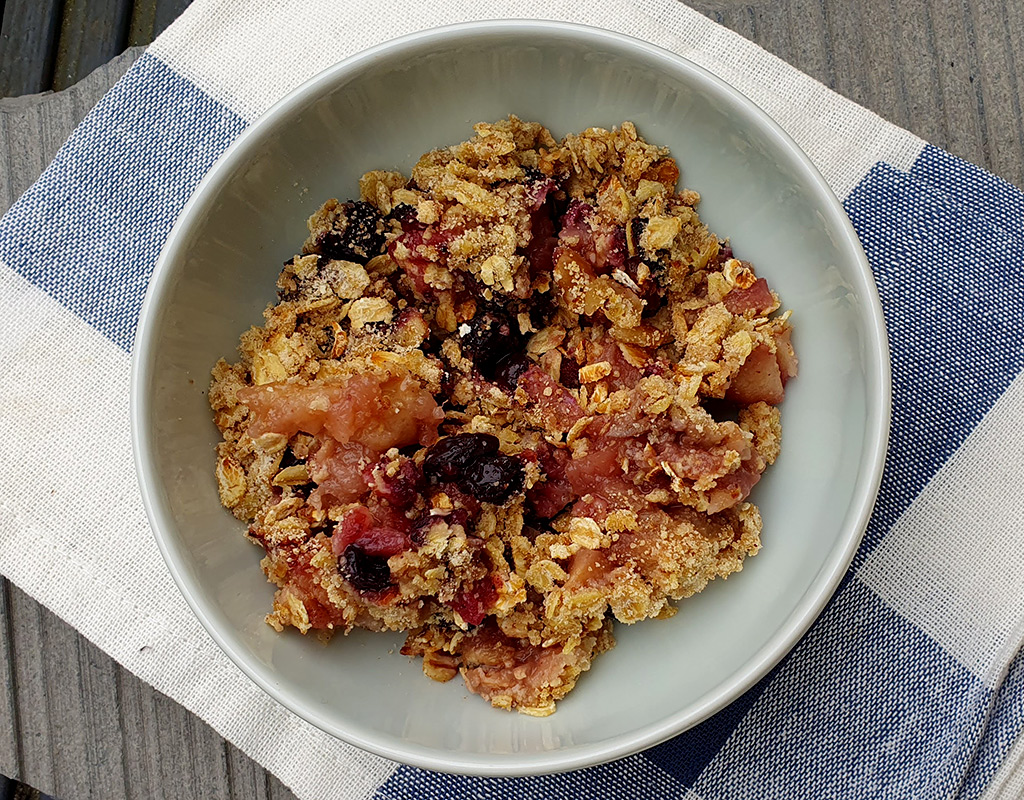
[131,18,892,776]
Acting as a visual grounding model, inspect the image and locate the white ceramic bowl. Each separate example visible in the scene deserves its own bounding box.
[131,20,890,776]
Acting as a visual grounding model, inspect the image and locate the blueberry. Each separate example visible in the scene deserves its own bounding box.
[460,454,525,504]
[316,201,385,263]
[423,434,525,504]
[423,433,500,483]
[340,544,392,592]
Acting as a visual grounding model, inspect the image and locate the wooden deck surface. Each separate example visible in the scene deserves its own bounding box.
[0,1,1023,798]
[0,0,193,97]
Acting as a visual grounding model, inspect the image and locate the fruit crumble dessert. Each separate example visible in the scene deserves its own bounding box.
[209,117,797,716]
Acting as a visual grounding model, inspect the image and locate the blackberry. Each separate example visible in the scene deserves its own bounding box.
[387,203,420,228]
[459,309,522,379]
[316,201,385,263]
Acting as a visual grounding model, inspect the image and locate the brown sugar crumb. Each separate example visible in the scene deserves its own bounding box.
[209,117,797,714]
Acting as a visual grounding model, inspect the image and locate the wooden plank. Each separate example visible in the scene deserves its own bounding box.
[153,0,195,35]
[0,44,277,799]
[0,46,143,216]
[52,0,133,91]
[116,671,235,799]
[128,0,195,47]
[127,0,158,46]
[966,0,1024,189]
[8,587,56,795]
[0,580,23,779]
[0,0,64,96]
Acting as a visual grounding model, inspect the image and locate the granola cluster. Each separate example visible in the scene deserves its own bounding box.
[210,117,797,716]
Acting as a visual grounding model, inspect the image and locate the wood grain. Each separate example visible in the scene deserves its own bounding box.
[689,0,1024,187]
[52,0,134,91]
[0,2,1022,799]
[0,0,64,96]
[128,0,196,47]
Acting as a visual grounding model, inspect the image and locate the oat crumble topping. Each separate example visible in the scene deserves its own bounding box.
[209,117,797,715]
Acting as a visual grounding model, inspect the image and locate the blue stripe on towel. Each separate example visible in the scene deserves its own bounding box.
[0,53,245,351]
[689,579,989,799]
[376,755,686,800]
[911,145,1024,237]
[957,648,1024,799]
[842,158,1024,563]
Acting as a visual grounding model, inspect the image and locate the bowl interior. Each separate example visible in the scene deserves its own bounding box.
[133,22,887,775]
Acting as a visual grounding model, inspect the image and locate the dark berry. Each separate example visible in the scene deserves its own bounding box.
[317,201,385,263]
[313,325,336,356]
[410,514,440,545]
[528,293,559,331]
[366,457,422,510]
[602,225,628,270]
[561,199,594,231]
[526,207,558,275]
[492,352,532,392]
[559,358,581,389]
[279,447,304,469]
[629,218,647,254]
[340,544,392,592]
[423,434,500,483]
[460,453,525,504]
[459,310,521,376]
[718,241,734,262]
[387,203,422,229]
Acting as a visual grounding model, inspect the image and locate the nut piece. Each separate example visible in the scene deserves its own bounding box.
[568,517,603,550]
[422,651,458,683]
[527,326,566,356]
[216,455,246,508]
[273,464,310,486]
[578,361,612,383]
[347,297,394,330]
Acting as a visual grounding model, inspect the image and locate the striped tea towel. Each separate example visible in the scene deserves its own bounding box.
[2,1,1024,798]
